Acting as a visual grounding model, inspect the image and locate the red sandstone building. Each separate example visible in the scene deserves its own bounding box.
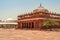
[18,5,60,30]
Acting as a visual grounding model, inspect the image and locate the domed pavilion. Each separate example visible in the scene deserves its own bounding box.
[18,4,60,30]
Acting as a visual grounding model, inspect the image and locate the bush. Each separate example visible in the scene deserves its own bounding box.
[42,19,59,30]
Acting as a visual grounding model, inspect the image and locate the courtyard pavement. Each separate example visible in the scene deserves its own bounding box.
[0,28,60,40]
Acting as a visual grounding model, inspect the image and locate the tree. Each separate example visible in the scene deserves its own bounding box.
[42,19,59,31]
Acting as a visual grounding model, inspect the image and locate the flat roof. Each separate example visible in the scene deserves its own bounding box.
[0,22,17,24]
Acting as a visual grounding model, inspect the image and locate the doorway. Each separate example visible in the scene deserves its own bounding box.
[32,22,34,28]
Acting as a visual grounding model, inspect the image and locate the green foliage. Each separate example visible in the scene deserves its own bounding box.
[42,19,59,27]
[42,19,59,31]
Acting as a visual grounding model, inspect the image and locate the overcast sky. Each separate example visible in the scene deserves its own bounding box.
[0,0,60,20]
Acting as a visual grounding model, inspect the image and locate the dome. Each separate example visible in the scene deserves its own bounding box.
[6,18,14,21]
[33,4,49,12]
[6,18,17,22]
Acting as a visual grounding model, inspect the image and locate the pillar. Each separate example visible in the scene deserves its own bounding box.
[18,22,22,29]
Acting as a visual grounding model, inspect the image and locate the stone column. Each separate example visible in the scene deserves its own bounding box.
[29,22,31,29]
[18,22,22,29]
[38,20,43,30]
[33,20,39,30]
[33,21,37,29]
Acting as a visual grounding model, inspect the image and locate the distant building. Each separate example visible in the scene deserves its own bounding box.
[0,18,17,28]
[0,20,1,21]
[18,4,60,30]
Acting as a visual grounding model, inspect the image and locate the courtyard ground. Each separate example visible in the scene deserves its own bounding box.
[0,28,60,40]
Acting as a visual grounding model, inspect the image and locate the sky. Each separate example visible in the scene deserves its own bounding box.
[0,0,60,20]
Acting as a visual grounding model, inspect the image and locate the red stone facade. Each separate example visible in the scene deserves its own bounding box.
[18,5,60,30]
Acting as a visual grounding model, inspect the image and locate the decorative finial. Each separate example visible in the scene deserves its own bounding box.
[40,3,42,7]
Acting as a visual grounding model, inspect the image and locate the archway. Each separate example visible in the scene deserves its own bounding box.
[31,22,34,28]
